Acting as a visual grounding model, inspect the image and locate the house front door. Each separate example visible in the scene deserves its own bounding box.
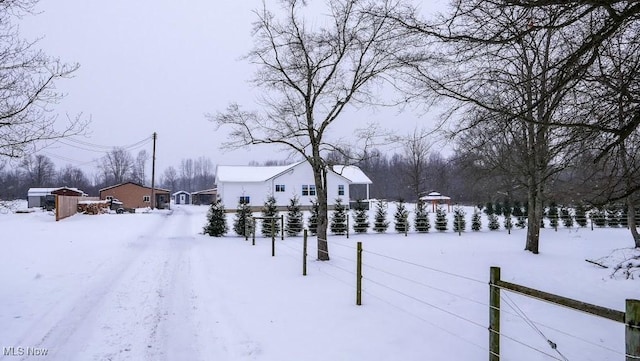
[180,194,185,203]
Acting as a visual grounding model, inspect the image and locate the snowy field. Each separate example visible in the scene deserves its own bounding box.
[1,202,638,361]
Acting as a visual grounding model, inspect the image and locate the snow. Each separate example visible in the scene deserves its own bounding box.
[1,203,638,360]
[216,162,305,183]
[332,165,373,184]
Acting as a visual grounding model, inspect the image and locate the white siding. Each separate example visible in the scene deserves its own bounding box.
[218,162,351,209]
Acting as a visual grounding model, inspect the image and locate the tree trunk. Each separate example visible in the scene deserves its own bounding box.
[313,165,330,261]
[525,185,543,254]
[627,199,640,248]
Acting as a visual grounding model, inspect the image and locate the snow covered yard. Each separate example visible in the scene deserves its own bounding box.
[1,204,638,361]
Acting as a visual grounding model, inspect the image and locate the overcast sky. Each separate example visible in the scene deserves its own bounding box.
[21,0,443,177]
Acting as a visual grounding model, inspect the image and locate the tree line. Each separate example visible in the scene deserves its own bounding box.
[0,149,215,199]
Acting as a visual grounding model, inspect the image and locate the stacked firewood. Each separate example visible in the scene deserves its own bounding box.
[77,201,110,215]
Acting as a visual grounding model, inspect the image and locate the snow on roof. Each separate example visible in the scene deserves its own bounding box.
[191,188,217,195]
[216,161,305,183]
[172,190,190,196]
[27,187,87,196]
[420,191,451,201]
[332,165,372,184]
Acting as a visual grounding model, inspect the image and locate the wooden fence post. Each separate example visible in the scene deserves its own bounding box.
[356,241,363,306]
[627,299,640,361]
[271,218,275,257]
[303,229,308,276]
[489,266,501,361]
[346,214,350,239]
[252,218,256,246]
[281,214,284,240]
[245,217,249,241]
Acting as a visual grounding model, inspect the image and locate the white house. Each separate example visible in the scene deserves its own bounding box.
[215,161,372,210]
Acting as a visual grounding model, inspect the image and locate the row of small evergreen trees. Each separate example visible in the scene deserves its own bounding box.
[204,197,640,237]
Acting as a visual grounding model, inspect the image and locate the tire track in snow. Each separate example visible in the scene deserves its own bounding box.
[11,210,200,361]
[11,213,170,361]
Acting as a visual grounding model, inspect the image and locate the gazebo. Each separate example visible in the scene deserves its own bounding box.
[419,191,452,212]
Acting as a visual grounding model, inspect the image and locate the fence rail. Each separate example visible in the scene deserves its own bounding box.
[489,266,639,361]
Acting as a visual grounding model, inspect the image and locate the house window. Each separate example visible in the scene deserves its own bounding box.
[143,195,150,202]
[275,184,285,192]
[302,185,316,196]
[239,196,251,204]
[338,185,345,196]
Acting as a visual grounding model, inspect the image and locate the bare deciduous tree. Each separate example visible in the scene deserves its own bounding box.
[21,154,55,187]
[401,127,432,201]
[100,148,133,185]
[132,150,149,185]
[0,1,86,159]
[401,3,587,253]
[57,164,90,190]
[211,0,416,260]
[161,166,179,192]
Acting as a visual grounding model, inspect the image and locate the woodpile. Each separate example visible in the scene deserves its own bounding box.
[77,200,110,215]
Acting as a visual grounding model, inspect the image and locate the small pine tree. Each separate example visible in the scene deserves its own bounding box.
[471,210,481,231]
[607,205,621,227]
[414,201,431,233]
[502,198,512,217]
[513,200,526,228]
[394,200,410,233]
[261,196,280,237]
[453,206,466,233]
[353,200,369,233]
[547,202,559,229]
[494,201,503,217]
[488,213,500,230]
[308,199,319,235]
[591,207,607,227]
[373,199,389,233]
[560,207,574,228]
[504,213,513,231]
[203,200,228,237]
[435,206,448,231]
[484,202,494,216]
[233,199,253,236]
[620,207,629,228]
[330,198,348,235]
[575,204,587,227]
[285,196,303,237]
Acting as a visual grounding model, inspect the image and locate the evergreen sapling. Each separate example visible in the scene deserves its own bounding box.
[308,199,319,235]
[560,207,574,228]
[373,199,389,233]
[330,198,348,235]
[435,206,448,231]
[353,200,369,234]
[261,196,280,237]
[471,209,481,231]
[575,204,588,227]
[233,199,252,237]
[394,200,409,233]
[414,201,430,233]
[285,196,303,237]
[203,200,228,237]
[453,206,466,233]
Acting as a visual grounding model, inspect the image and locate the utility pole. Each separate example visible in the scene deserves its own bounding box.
[151,132,157,209]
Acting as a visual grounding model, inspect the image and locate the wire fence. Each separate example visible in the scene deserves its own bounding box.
[245,232,629,360]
